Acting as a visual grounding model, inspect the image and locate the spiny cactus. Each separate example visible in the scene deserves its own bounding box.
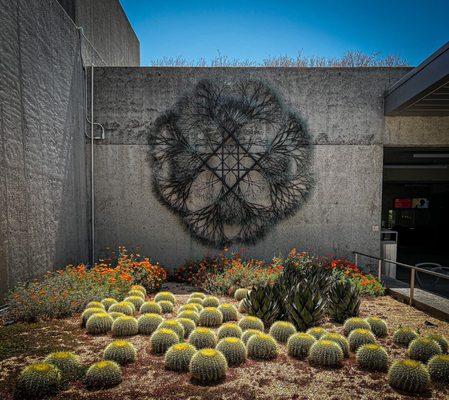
[84,360,122,389]
[242,329,260,344]
[192,303,203,312]
[127,289,145,299]
[101,298,118,311]
[176,317,196,338]
[408,337,442,363]
[178,310,200,324]
[287,333,316,359]
[159,320,185,340]
[234,288,249,301]
[218,323,243,339]
[269,321,297,343]
[121,300,136,314]
[218,303,238,322]
[343,317,371,336]
[155,291,176,304]
[199,307,223,328]
[425,333,448,354]
[140,300,163,314]
[44,352,81,382]
[86,313,114,334]
[393,327,418,347]
[179,304,199,313]
[388,359,430,394]
[187,297,204,306]
[189,292,206,300]
[216,337,247,366]
[103,340,137,365]
[308,340,343,368]
[123,295,144,310]
[365,317,388,338]
[15,363,61,399]
[189,348,228,383]
[202,296,220,308]
[81,307,105,327]
[138,313,164,335]
[111,316,139,337]
[150,328,180,354]
[348,329,376,352]
[428,354,449,383]
[306,327,327,340]
[131,284,147,296]
[247,332,278,360]
[189,327,218,349]
[86,301,105,310]
[108,302,134,316]
[238,299,247,313]
[108,311,126,320]
[164,343,197,372]
[321,333,350,358]
[238,316,264,332]
[356,344,389,371]
[158,300,175,314]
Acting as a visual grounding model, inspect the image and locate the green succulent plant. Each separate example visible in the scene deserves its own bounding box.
[343,317,371,336]
[108,302,134,316]
[121,300,136,313]
[306,327,327,340]
[124,295,144,310]
[408,337,442,363]
[44,352,81,382]
[218,303,238,322]
[101,298,118,311]
[238,316,264,332]
[287,333,316,359]
[140,301,163,314]
[388,359,430,394]
[176,317,196,338]
[15,363,61,399]
[86,313,114,334]
[425,333,448,354]
[159,320,185,340]
[164,343,197,372]
[81,307,105,327]
[238,299,247,313]
[202,296,220,308]
[243,285,281,328]
[150,328,180,354]
[321,333,350,358]
[365,317,388,338]
[216,337,247,366]
[356,344,389,371]
[131,284,147,296]
[189,292,206,300]
[158,300,175,314]
[328,280,361,323]
[308,339,343,368]
[86,301,105,310]
[84,360,122,389]
[189,327,218,349]
[111,316,139,337]
[218,323,243,339]
[108,311,126,320]
[199,307,223,328]
[269,321,297,343]
[187,297,204,306]
[103,340,137,365]
[179,304,199,313]
[138,313,164,335]
[127,289,145,299]
[155,291,176,304]
[348,329,376,352]
[178,310,200,324]
[428,354,449,383]
[393,327,418,347]
[247,332,278,360]
[241,329,260,344]
[234,288,249,301]
[189,348,228,383]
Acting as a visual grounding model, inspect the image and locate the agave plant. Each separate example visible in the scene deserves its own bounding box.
[243,285,281,327]
[328,279,361,323]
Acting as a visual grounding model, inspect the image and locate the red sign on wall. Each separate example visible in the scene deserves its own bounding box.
[394,198,412,209]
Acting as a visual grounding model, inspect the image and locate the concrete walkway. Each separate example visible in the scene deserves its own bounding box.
[383,276,449,322]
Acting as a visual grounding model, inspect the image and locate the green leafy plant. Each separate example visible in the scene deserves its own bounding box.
[86,313,114,334]
[176,317,196,338]
[103,340,137,365]
[328,280,360,323]
[216,337,247,366]
[247,333,278,360]
[238,316,264,332]
[217,304,238,322]
[137,313,163,335]
[388,359,430,394]
[15,363,61,399]
[189,327,218,349]
[189,348,228,383]
[150,328,180,354]
[199,307,223,328]
[111,316,139,336]
[287,332,316,359]
[356,344,388,371]
[343,317,371,336]
[348,329,376,352]
[159,320,185,340]
[428,354,449,383]
[155,291,176,304]
[408,337,442,363]
[393,327,418,347]
[321,333,350,358]
[243,285,282,327]
[308,340,343,368]
[202,296,220,308]
[269,321,297,343]
[44,352,81,382]
[84,360,122,389]
[164,343,196,372]
[365,317,388,338]
[140,301,163,314]
[218,323,243,339]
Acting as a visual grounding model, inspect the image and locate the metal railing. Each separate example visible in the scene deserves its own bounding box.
[353,251,449,306]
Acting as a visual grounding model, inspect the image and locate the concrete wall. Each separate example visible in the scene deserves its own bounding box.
[92,67,414,270]
[0,0,99,299]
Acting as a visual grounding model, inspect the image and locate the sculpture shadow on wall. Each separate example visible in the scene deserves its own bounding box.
[148,78,314,249]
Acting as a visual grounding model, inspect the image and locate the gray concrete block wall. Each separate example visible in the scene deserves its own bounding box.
[92,67,411,270]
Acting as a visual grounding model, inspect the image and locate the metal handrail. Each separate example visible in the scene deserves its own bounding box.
[353,251,449,306]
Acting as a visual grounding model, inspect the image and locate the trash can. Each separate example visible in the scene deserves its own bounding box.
[381,230,398,278]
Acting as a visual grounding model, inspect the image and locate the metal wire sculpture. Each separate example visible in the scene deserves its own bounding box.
[148,79,313,248]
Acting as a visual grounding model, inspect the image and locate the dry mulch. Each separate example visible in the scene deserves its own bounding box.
[1,282,448,400]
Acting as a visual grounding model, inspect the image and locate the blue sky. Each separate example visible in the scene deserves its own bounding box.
[120,0,449,66]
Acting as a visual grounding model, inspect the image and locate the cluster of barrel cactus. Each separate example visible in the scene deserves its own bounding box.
[103,340,137,365]
[112,316,139,336]
[393,326,418,346]
[308,339,344,367]
[199,307,223,327]
[356,344,389,371]
[15,363,62,398]
[247,332,278,360]
[44,352,82,382]
[269,321,297,343]
[216,338,247,366]
[158,320,185,340]
[150,328,180,354]
[138,313,164,335]
[218,303,238,322]
[238,316,264,331]
[189,327,218,349]
[343,317,371,336]
[165,343,197,372]
[190,349,228,383]
[84,360,122,389]
[218,322,243,339]
[86,313,114,334]
[287,332,316,359]
[388,359,430,393]
[321,333,350,358]
[348,329,376,352]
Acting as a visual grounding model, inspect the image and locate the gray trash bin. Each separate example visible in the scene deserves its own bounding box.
[381,230,398,278]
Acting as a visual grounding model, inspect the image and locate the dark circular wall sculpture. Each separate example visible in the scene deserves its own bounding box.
[149,79,313,248]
